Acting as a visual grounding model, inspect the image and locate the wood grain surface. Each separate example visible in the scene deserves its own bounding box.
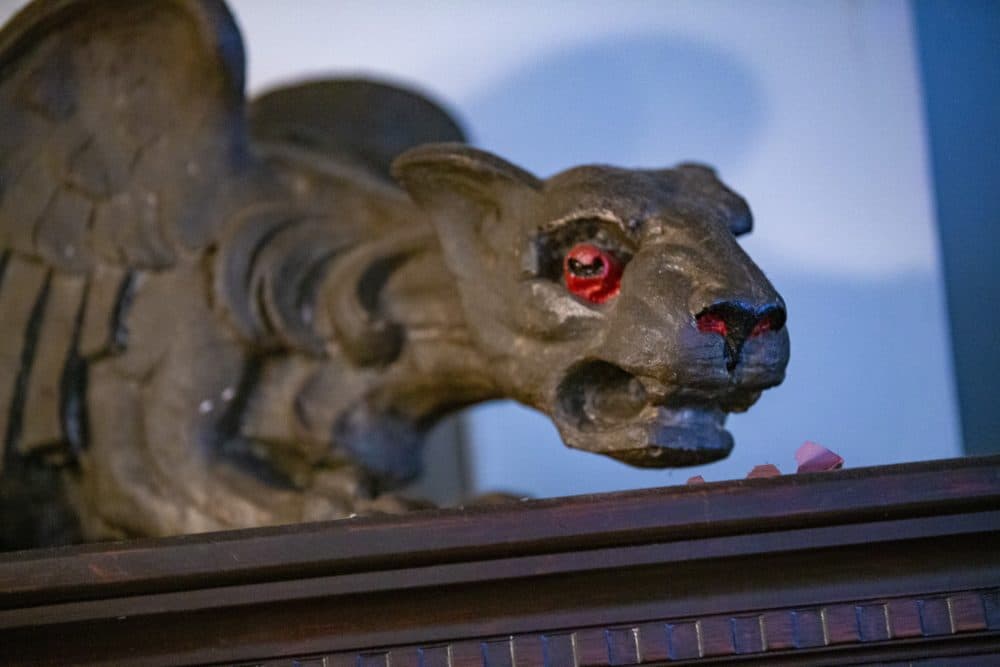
[1,455,998,666]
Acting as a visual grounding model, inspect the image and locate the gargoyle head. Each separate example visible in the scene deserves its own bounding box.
[395,144,789,467]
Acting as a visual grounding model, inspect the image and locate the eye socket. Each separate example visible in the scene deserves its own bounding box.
[534,217,634,303]
[563,243,622,304]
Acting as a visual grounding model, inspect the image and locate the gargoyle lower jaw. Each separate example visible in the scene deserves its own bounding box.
[554,360,740,468]
[556,405,734,468]
[624,405,733,467]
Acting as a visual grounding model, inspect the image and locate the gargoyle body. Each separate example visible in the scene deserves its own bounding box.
[0,0,789,549]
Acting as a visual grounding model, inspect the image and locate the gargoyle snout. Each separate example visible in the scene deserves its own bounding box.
[696,301,786,371]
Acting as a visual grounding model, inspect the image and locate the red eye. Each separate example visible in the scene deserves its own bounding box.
[562,243,622,304]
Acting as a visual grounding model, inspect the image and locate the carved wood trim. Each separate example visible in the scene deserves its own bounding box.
[1,455,998,666]
[251,588,999,666]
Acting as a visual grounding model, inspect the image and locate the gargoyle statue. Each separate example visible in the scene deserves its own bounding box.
[0,0,789,549]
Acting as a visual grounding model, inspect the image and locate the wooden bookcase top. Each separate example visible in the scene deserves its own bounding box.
[1,455,998,666]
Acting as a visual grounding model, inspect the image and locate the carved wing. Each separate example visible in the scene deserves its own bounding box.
[212,78,470,364]
[0,0,250,465]
[250,78,467,182]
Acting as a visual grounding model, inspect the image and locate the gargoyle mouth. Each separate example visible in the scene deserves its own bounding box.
[553,360,735,468]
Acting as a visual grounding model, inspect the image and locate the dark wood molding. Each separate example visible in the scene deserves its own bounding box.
[1,455,998,666]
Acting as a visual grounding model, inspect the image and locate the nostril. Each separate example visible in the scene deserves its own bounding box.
[751,305,786,337]
[695,301,784,372]
[696,302,785,340]
[696,303,754,339]
[696,312,729,337]
[751,318,771,337]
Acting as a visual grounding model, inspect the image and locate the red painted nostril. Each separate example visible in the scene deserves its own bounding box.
[751,308,785,337]
[751,316,774,337]
[696,313,729,337]
[696,302,784,371]
[697,302,784,344]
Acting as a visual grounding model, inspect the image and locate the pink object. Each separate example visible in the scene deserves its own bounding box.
[747,464,781,479]
[795,441,844,473]
[686,475,706,485]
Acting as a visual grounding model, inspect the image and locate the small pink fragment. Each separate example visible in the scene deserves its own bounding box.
[747,463,781,479]
[686,475,706,485]
[795,441,844,473]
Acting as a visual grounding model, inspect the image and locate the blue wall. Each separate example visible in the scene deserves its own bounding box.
[913,0,1000,455]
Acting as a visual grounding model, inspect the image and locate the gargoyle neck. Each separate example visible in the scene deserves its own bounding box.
[372,238,501,422]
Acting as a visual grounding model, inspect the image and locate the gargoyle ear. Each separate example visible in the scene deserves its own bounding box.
[391,143,542,212]
[675,163,753,237]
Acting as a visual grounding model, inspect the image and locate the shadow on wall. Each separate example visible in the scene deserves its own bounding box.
[459,32,766,175]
